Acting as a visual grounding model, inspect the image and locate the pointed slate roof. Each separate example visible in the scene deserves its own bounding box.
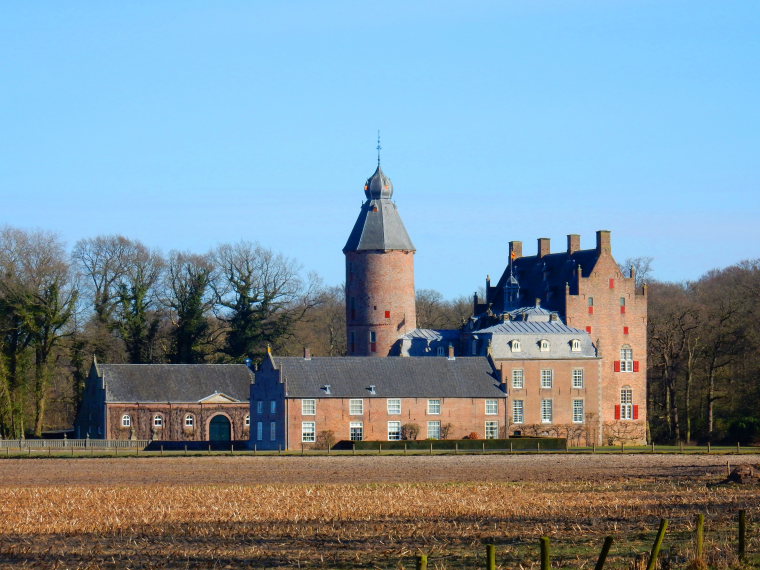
[343,166,415,252]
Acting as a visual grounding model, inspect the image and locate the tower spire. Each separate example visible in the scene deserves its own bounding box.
[376,130,382,166]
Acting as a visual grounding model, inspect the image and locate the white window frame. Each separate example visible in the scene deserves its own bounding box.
[572,368,584,389]
[301,399,316,415]
[571,339,581,352]
[539,339,550,352]
[512,400,524,424]
[485,421,499,439]
[541,369,553,389]
[244,414,250,427]
[427,399,441,415]
[512,369,524,389]
[621,387,633,420]
[153,414,164,428]
[511,340,521,352]
[270,421,276,441]
[349,398,364,415]
[541,399,553,423]
[256,421,263,441]
[621,346,634,372]
[349,421,363,441]
[386,398,401,415]
[427,420,441,439]
[387,421,401,441]
[184,414,194,428]
[301,421,316,443]
[121,414,131,428]
[485,399,499,415]
[572,399,585,423]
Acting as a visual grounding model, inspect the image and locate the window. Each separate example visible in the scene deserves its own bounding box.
[302,399,316,415]
[427,420,441,439]
[244,414,250,427]
[539,339,550,352]
[621,387,633,420]
[541,399,553,423]
[387,421,401,441]
[270,401,277,414]
[485,421,499,439]
[571,339,581,352]
[184,414,194,428]
[121,414,131,428]
[471,339,478,355]
[369,331,377,353]
[621,346,634,372]
[437,346,445,356]
[349,399,364,415]
[387,398,401,415]
[511,340,521,352]
[302,422,316,443]
[256,422,263,441]
[485,399,499,415]
[588,297,594,314]
[512,369,524,389]
[350,421,363,441]
[512,400,524,424]
[427,399,441,414]
[620,296,626,314]
[541,369,553,389]
[256,401,263,414]
[572,399,585,423]
[270,421,276,441]
[153,414,164,428]
[572,369,584,389]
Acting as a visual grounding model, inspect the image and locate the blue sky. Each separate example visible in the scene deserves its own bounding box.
[2,1,758,298]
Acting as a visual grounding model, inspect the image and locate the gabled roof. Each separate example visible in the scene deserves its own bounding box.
[96,364,252,403]
[262,356,505,399]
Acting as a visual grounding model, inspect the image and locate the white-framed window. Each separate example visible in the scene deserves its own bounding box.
[512,400,524,424]
[302,399,316,415]
[539,339,550,352]
[349,399,364,415]
[572,369,584,389]
[572,399,585,423]
[541,399,553,423]
[121,414,131,428]
[184,414,194,428]
[437,346,445,356]
[350,421,363,441]
[571,339,581,352]
[256,401,263,414]
[270,421,276,441]
[386,398,401,415]
[302,421,316,443]
[270,400,277,414]
[427,420,441,439]
[512,369,524,389]
[541,369,553,389]
[511,340,521,352]
[485,399,499,415]
[153,414,164,428]
[427,399,441,414]
[244,414,250,427]
[256,422,263,441]
[485,421,499,439]
[369,331,377,352]
[621,346,634,372]
[387,421,401,440]
[621,387,633,420]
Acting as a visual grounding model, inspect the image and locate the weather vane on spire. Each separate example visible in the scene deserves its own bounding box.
[376,130,382,166]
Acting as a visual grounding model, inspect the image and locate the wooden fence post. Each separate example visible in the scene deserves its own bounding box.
[540,537,550,570]
[680,441,684,453]
[738,509,746,560]
[736,442,740,454]
[707,441,711,453]
[594,536,614,570]
[415,553,428,570]
[429,442,433,455]
[651,442,655,453]
[645,519,669,570]
[379,443,382,455]
[695,513,704,561]
[184,445,188,456]
[160,445,163,456]
[486,544,496,570]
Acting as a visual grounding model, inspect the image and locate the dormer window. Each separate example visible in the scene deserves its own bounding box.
[539,339,550,352]
[511,340,521,352]
[571,339,581,352]
[323,384,331,395]
[368,385,377,395]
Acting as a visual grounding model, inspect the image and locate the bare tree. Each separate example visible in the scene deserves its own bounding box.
[620,256,654,289]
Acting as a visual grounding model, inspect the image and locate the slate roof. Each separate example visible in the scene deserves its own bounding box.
[400,328,460,341]
[267,356,505,398]
[96,364,252,403]
[469,321,597,360]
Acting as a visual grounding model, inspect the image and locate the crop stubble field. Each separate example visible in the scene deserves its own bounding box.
[0,455,758,569]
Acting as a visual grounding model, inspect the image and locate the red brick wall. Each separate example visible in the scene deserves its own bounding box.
[345,250,416,356]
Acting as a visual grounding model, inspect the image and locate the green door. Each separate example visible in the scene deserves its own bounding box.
[209,415,231,441]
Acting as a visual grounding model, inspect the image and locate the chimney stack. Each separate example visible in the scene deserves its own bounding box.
[303,347,311,360]
[596,230,611,254]
[447,344,455,361]
[509,240,522,261]
[538,238,550,258]
[567,234,580,254]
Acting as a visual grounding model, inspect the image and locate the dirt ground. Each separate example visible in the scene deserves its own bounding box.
[0,453,757,486]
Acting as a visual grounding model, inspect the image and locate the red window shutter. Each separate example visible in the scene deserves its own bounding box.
[633,405,639,420]
[370,342,377,353]
[633,360,640,372]
[586,326,592,334]
[623,326,629,335]
[588,306,594,315]
[614,405,621,420]
[384,310,390,319]
[614,360,621,372]
[609,278,615,289]
[620,306,626,314]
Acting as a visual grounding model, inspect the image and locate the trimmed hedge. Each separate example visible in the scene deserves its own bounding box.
[333,437,566,451]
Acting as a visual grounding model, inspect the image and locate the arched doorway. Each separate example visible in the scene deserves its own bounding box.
[209,414,232,441]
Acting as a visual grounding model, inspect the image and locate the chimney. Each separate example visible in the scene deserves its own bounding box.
[509,240,522,261]
[596,230,611,254]
[323,384,331,395]
[567,234,580,254]
[538,238,550,258]
[447,344,455,361]
[303,347,311,360]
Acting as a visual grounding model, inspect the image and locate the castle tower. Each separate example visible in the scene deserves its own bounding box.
[343,164,416,356]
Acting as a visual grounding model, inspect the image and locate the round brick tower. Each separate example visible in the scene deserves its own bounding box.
[343,164,416,356]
